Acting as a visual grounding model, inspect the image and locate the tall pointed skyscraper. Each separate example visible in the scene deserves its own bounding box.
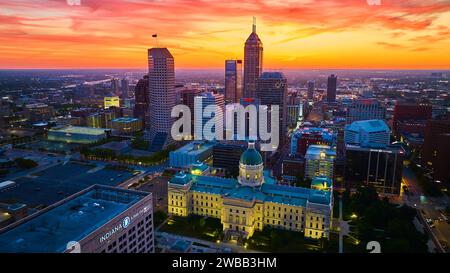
[145,47,176,151]
[243,17,263,98]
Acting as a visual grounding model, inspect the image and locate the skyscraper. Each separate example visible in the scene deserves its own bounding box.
[224,60,243,103]
[134,75,149,126]
[326,74,337,102]
[194,92,225,141]
[181,88,203,138]
[307,81,314,100]
[111,78,120,95]
[146,48,176,151]
[120,78,130,99]
[256,72,287,145]
[243,18,263,98]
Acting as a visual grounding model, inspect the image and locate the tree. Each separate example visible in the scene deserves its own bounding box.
[14,158,38,169]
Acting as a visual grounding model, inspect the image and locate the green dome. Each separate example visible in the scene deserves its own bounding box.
[240,142,263,166]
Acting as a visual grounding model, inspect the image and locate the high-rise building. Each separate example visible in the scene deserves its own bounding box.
[256,72,287,145]
[422,119,450,182]
[326,75,337,102]
[194,92,225,140]
[307,81,314,100]
[111,78,120,95]
[120,78,130,99]
[0,185,154,253]
[225,60,243,103]
[134,75,150,125]
[181,89,203,137]
[344,145,404,195]
[243,18,263,98]
[346,99,386,123]
[104,96,120,109]
[146,48,176,151]
[392,102,432,137]
[344,120,390,148]
[305,145,336,179]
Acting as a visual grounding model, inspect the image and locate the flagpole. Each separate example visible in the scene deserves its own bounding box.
[152,34,158,48]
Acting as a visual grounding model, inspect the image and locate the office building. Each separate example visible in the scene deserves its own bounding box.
[120,78,130,99]
[104,97,120,109]
[0,185,154,253]
[86,113,104,128]
[393,102,432,137]
[181,89,203,138]
[344,120,390,148]
[225,60,243,103]
[24,103,54,123]
[194,92,225,141]
[134,75,150,125]
[422,119,450,182]
[111,117,143,135]
[307,81,314,100]
[212,143,246,176]
[291,127,336,156]
[146,47,176,151]
[346,99,386,123]
[168,142,333,240]
[344,145,404,195]
[243,18,263,98]
[48,126,108,144]
[256,72,287,146]
[111,78,120,95]
[169,141,214,169]
[305,145,336,179]
[326,75,337,102]
[281,155,305,182]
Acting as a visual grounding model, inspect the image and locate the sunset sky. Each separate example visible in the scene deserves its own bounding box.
[0,0,449,69]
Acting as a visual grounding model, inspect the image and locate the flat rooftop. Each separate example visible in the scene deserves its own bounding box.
[171,141,214,156]
[112,117,140,123]
[346,119,389,133]
[305,145,336,159]
[0,185,147,253]
[49,126,107,135]
[0,162,134,207]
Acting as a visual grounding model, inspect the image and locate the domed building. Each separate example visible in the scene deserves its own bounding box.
[168,141,334,240]
[238,141,264,187]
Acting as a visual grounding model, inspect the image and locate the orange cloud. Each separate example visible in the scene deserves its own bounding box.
[0,0,449,69]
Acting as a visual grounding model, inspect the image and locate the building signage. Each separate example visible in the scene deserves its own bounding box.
[99,205,151,243]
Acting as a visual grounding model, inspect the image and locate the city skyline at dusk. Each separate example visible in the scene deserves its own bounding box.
[1,0,450,69]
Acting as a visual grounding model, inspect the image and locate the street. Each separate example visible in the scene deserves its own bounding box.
[401,166,449,252]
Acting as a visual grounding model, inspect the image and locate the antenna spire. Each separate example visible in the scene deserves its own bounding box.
[252,16,256,33]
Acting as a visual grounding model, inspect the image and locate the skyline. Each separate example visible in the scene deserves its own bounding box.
[0,0,450,69]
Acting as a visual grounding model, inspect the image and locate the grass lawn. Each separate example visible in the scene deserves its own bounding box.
[246,228,324,253]
[159,215,223,242]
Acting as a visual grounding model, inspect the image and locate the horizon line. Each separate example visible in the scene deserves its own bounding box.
[1,67,450,71]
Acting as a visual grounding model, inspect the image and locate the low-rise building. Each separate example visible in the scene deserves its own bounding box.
[47,126,108,144]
